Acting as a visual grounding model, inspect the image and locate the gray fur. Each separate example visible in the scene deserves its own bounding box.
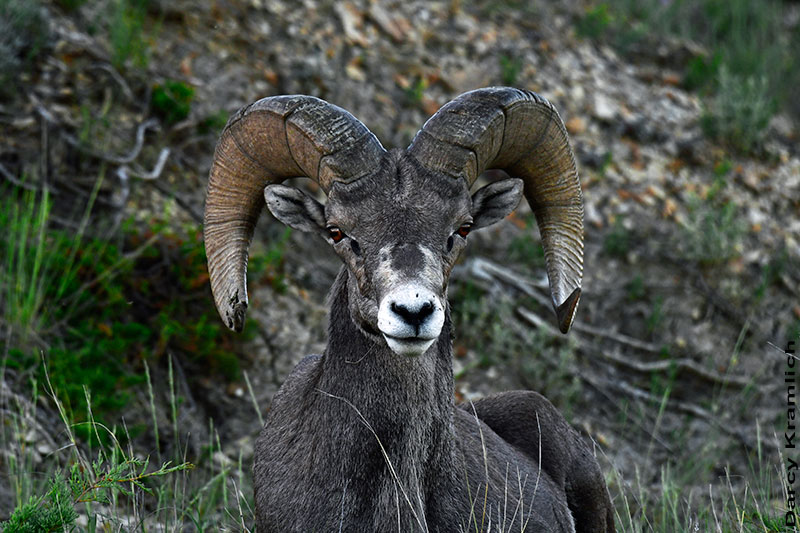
[254,150,614,532]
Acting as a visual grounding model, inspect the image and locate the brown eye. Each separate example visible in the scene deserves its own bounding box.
[456,224,472,238]
[328,227,345,243]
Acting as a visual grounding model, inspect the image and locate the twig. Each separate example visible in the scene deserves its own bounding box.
[117,147,170,182]
[587,374,774,453]
[465,257,549,294]
[595,348,752,389]
[516,305,752,389]
[88,63,134,102]
[571,321,661,353]
[510,307,676,454]
[0,162,39,191]
[580,375,676,454]
[474,254,756,391]
[515,306,558,336]
[62,118,159,165]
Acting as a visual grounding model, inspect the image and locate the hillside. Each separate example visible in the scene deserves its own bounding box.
[1,0,799,529]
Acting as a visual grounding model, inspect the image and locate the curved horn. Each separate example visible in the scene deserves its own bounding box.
[205,95,385,331]
[407,87,583,333]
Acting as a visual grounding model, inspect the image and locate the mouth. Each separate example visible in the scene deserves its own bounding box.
[381,333,437,356]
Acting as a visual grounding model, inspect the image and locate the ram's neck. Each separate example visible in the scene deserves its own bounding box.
[320,268,455,428]
[313,268,458,523]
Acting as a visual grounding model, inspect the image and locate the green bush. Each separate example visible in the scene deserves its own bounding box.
[1,473,77,532]
[151,80,195,125]
[499,54,522,86]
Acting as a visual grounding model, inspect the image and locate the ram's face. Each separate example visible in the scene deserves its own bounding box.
[265,151,522,356]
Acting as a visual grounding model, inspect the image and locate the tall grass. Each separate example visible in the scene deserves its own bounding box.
[0,182,106,346]
[0,357,252,530]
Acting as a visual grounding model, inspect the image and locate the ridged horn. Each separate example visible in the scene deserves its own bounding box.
[407,87,584,333]
[204,95,385,331]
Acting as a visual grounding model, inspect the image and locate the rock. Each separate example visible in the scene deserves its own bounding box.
[592,93,616,122]
[566,116,586,135]
[345,62,367,82]
[369,3,409,43]
[334,2,368,47]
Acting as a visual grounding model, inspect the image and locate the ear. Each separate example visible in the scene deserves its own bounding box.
[470,178,523,229]
[264,184,326,234]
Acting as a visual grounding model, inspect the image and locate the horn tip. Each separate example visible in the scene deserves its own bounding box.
[555,287,581,334]
[225,299,248,332]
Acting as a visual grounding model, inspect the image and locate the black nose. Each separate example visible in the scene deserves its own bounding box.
[391,301,434,333]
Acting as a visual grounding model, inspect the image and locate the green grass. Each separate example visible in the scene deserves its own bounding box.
[679,178,744,266]
[607,440,796,532]
[508,216,546,268]
[110,0,154,70]
[450,282,582,414]
[576,3,612,39]
[0,359,249,531]
[577,0,798,153]
[403,76,427,106]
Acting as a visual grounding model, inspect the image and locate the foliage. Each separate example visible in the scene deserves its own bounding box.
[608,445,798,531]
[754,248,788,303]
[199,110,231,135]
[626,274,645,301]
[466,0,538,17]
[0,183,249,431]
[508,216,546,268]
[683,51,721,91]
[450,283,581,412]
[151,80,195,125]
[1,473,77,532]
[249,227,292,293]
[55,0,89,11]
[0,0,49,96]
[403,76,427,106]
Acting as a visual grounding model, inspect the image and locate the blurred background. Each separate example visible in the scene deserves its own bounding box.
[1,0,798,530]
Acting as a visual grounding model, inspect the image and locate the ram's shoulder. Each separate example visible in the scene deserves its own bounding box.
[268,354,322,415]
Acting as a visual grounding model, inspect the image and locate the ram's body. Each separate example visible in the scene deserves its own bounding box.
[204,88,615,532]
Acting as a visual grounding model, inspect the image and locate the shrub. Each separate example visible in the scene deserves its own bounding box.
[701,66,776,153]
[151,80,195,125]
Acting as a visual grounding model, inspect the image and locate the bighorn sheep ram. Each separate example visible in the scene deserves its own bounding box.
[204,87,614,532]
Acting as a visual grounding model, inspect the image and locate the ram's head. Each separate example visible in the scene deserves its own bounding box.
[204,88,584,356]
